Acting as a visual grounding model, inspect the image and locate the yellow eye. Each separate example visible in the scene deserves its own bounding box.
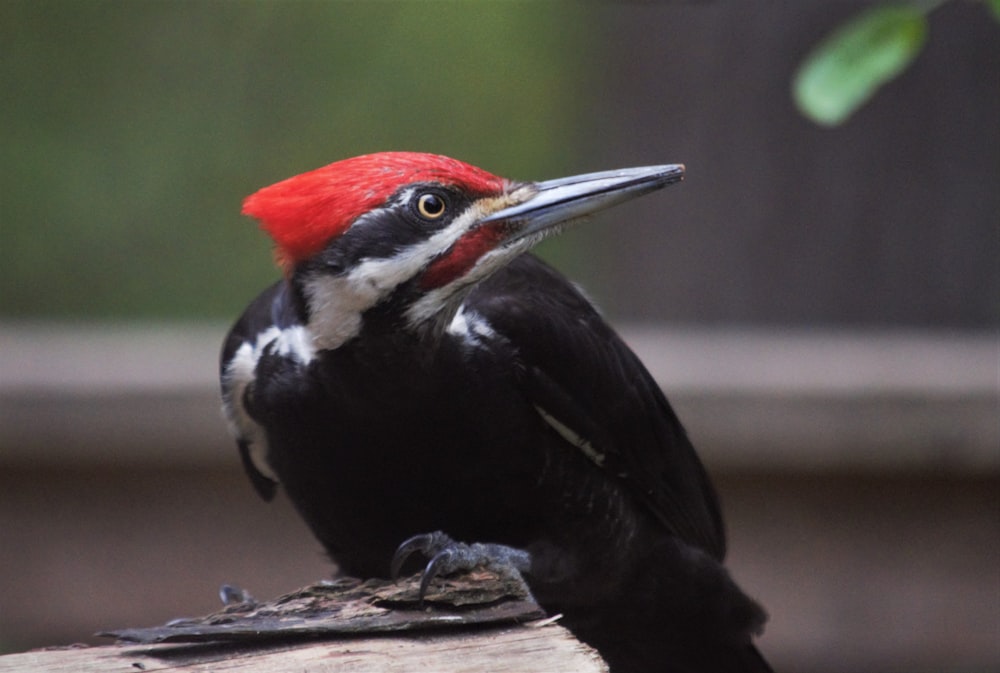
[416,192,447,220]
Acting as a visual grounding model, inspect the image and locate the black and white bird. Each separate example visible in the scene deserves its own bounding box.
[220,152,769,672]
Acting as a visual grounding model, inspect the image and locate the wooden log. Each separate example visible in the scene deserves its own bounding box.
[0,625,607,673]
[0,571,608,672]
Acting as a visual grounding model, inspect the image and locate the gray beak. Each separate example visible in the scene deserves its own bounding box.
[482,164,685,239]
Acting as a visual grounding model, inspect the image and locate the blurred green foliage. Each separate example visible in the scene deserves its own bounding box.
[793,0,999,127]
[793,4,929,127]
[1,1,592,319]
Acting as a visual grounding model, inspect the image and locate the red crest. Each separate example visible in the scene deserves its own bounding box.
[242,152,507,271]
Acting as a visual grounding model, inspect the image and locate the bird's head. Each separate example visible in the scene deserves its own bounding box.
[243,152,683,349]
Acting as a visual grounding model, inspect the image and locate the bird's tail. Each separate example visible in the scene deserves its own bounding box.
[567,623,772,673]
[741,644,773,673]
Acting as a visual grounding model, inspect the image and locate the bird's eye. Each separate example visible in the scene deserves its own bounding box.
[415,192,447,220]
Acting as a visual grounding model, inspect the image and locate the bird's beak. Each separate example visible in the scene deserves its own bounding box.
[482,164,685,242]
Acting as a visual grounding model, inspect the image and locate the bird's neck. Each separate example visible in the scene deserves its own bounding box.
[296,271,467,355]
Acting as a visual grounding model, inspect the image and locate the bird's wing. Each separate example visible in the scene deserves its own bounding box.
[468,255,727,560]
[219,280,291,502]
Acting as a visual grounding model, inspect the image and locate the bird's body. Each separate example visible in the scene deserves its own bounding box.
[221,153,769,672]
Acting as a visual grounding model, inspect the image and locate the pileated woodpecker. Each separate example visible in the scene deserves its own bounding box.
[221,152,770,672]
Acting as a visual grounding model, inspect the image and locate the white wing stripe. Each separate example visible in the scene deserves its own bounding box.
[222,325,314,483]
[534,405,606,467]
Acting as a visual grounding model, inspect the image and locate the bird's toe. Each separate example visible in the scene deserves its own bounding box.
[391,531,532,601]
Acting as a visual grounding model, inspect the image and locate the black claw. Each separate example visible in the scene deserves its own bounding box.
[419,547,454,598]
[391,531,533,603]
[391,530,454,580]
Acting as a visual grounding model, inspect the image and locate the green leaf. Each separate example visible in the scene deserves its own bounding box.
[793,5,928,127]
[986,0,1000,23]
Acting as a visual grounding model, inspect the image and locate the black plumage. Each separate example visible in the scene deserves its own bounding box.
[220,154,770,672]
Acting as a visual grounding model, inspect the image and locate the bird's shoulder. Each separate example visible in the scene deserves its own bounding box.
[220,280,304,501]
[464,255,727,559]
[220,281,302,372]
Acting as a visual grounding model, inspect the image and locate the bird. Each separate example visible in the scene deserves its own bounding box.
[220,152,770,673]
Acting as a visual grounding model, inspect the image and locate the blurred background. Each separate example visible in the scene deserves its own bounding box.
[1,2,997,671]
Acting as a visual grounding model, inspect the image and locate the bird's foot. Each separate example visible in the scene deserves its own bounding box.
[391,531,533,603]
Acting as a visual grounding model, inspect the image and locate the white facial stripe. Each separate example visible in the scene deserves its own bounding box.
[405,233,537,328]
[305,196,515,347]
[534,405,606,468]
[221,325,316,483]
